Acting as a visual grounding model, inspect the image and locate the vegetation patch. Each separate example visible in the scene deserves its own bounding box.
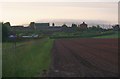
[50,31,119,39]
[93,31,119,38]
[2,38,54,77]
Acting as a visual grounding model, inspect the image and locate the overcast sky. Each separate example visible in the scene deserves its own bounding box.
[0,1,119,26]
[0,0,119,2]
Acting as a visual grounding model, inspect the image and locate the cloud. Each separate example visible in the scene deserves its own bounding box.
[0,0,119,2]
[1,2,118,25]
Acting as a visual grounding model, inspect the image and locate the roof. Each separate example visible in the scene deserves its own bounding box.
[11,26,24,29]
[35,23,49,26]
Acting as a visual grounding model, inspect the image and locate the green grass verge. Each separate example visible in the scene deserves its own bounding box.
[50,31,119,39]
[93,32,120,38]
[2,38,54,77]
[93,34,118,38]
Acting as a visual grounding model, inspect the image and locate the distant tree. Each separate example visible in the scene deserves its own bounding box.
[88,25,103,32]
[96,25,100,28]
[29,22,36,30]
[71,23,78,32]
[112,24,120,31]
[2,22,10,42]
[0,22,2,42]
[4,22,11,30]
[91,26,96,29]
[62,24,68,28]
[93,25,100,30]
[62,24,68,32]
[71,24,77,28]
[52,23,55,26]
[4,22,10,26]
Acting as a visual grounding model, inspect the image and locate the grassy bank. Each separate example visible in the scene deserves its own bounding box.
[93,31,120,38]
[2,38,54,77]
[50,31,119,39]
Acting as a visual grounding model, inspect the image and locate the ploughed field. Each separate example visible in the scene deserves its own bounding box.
[47,38,118,77]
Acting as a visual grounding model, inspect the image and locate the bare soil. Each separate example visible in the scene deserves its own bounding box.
[47,38,118,77]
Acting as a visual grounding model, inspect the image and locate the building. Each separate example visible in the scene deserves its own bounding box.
[35,23,49,30]
[29,22,50,30]
[11,25,32,31]
[11,26,24,31]
[79,22,88,29]
[48,26,62,31]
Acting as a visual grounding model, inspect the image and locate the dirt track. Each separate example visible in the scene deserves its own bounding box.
[47,38,118,77]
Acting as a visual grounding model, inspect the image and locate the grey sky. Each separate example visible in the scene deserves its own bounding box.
[0,0,119,2]
[0,2,118,26]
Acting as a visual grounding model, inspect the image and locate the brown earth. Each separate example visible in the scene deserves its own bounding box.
[47,38,118,77]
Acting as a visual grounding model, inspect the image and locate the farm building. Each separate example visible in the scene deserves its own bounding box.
[79,22,88,29]
[29,22,63,32]
[11,26,32,31]
[11,26,24,31]
[9,22,89,32]
[29,22,50,30]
